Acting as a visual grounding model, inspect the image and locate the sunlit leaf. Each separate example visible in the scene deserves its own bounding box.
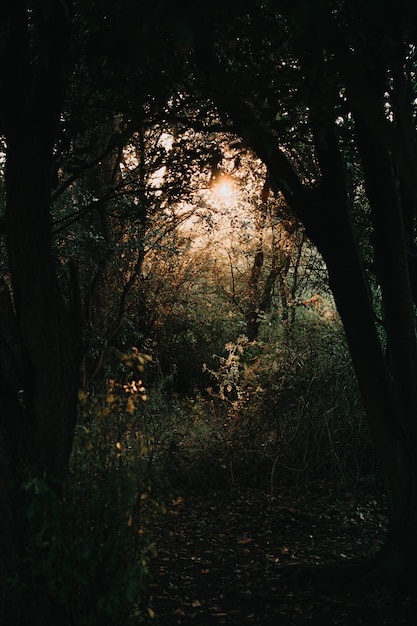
[77,389,88,403]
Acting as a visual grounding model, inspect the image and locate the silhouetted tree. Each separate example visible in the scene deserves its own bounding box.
[182,0,417,589]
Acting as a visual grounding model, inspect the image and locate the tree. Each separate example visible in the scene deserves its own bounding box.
[0,1,82,620]
[0,1,179,621]
[0,3,241,618]
[179,0,417,589]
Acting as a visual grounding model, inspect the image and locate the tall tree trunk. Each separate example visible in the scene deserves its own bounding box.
[245,205,265,341]
[353,117,417,577]
[289,115,417,586]
[0,3,79,623]
[0,141,80,626]
[5,139,80,479]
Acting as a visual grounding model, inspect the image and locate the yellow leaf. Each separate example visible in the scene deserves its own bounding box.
[147,607,155,619]
[237,537,252,545]
[115,441,122,450]
[192,599,202,607]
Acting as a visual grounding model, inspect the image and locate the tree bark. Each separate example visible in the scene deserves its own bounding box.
[245,203,265,341]
[5,139,80,478]
[0,3,80,623]
[353,117,417,572]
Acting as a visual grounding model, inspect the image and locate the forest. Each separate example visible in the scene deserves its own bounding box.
[1,1,417,624]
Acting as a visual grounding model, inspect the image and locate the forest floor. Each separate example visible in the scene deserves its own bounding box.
[146,481,417,625]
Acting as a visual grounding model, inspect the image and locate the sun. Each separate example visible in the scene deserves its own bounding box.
[212,175,235,201]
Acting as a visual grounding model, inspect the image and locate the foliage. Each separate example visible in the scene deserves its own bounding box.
[12,373,161,626]
[256,309,374,483]
[200,307,374,487]
[145,301,374,494]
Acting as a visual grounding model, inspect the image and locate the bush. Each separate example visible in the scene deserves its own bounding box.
[15,378,161,626]
[257,309,376,483]
[197,307,376,490]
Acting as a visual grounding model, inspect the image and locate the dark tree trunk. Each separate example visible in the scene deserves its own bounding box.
[287,114,417,587]
[297,193,417,588]
[5,139,80,478]
[352,117,417,580]
[0,152,80,626]
[222,59,417,582]
[0,3,80,623]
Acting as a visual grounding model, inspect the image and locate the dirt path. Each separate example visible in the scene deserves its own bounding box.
[146,484,417,624]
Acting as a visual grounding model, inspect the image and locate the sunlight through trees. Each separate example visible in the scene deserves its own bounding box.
[2,1,417,623]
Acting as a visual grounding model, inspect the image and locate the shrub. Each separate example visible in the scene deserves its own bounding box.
[199,307,376,489]
[15,370,160,626]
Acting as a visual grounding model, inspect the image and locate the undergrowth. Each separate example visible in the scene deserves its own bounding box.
[152,309,377,494]
[14,308,378,624]
[15,352,161,626]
